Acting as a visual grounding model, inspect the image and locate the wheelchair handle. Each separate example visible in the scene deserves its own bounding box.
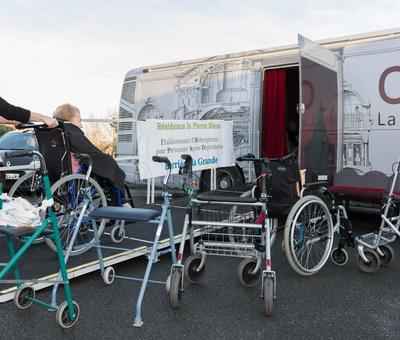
[15,122,48,130]
[152,156,171,169]
[236,153,258,162]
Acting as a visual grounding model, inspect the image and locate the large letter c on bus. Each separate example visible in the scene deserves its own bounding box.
[379,66,400,104]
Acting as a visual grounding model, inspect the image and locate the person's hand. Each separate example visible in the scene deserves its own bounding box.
[42,116,58,128]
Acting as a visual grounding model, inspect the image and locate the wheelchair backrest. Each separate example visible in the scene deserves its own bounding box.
[254,155,300,203]
[34,124,72,183]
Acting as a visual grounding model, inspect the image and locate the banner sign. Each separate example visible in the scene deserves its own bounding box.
[137,119,234,179]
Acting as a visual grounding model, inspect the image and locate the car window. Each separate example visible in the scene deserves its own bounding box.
[0,132,38,150]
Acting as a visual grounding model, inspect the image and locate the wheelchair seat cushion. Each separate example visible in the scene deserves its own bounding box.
[196,190,258,203]
[0,226,53,237]
[89,207,161,222]
[267,200,297,218]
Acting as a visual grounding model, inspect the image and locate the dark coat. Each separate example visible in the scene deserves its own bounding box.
[0,97,30,123]
[63,123,126,192]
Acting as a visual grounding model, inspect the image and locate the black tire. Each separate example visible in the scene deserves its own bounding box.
[14,284,35,310]
[330,247,349,266]
[184,254,205,284]
[263,277,274,317]
[169,270,182,309]
[103,266,115,285]
[238,258,261,288]
[357,250,381,274]
[111,226,125,243]
[56,300,80,329]
[378,245,395,266]
[199,166,244,192]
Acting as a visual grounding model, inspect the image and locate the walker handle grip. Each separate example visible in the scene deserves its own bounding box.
[152,156,171,169]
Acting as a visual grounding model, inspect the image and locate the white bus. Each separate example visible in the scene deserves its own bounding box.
[116,27,400,190]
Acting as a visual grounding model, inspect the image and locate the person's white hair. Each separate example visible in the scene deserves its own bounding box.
[53,103,80,121]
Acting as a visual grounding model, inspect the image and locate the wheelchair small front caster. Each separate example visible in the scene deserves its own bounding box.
[330,247,348,266]
[357,249,381,273]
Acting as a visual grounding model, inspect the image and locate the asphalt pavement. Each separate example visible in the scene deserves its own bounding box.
[1,192,400,339]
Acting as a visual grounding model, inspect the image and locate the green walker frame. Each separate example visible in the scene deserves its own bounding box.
[0,150,79,328]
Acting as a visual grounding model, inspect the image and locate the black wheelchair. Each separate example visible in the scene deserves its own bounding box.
[8,121,133,255]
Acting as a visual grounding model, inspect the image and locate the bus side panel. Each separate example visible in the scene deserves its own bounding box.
[119,60,265,185]
[342,36,400,174]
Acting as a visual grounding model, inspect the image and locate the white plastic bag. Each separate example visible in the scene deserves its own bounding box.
[0,194,42,227]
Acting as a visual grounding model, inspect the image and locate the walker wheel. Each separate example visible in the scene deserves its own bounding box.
[56,300,80,329]
[378,245,395,266]
[103,266,115,285]
[111,226,125,243]
[166,274,171,293]
[238,258,261,288]
[184,254,205,284]
[14,284,35,310]
[357,249,381,273]
[169,269,182,309]
[330,247,349,266]
[263,276,274,317]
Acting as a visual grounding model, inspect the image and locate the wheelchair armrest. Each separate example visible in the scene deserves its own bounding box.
[302,181,328,190]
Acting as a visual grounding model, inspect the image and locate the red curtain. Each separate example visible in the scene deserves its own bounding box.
[262,69,287,158]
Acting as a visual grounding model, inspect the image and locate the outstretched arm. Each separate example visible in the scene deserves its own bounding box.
[29,111,58,128]
[0,97,58,127]
[0,115,20,125]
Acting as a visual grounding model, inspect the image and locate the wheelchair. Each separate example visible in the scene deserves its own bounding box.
[7,121,115,255]
[0,150,79,328]
[283,158,400,275]
[169,153,300,317]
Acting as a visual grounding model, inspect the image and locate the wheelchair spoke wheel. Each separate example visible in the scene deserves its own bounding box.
[284,195,334,276]
[9,171,46,244]
[45,174,107,256]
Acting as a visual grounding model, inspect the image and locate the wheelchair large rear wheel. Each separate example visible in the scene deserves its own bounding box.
[45,174,107,256]
[284,195,334,276]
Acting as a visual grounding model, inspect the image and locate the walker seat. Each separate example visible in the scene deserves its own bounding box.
[89,207,160,222]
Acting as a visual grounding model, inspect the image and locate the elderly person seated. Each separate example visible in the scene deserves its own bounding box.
[53,103,130,207]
